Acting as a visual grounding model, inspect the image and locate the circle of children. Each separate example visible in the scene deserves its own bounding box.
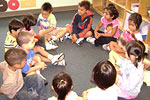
[0,0,150,100]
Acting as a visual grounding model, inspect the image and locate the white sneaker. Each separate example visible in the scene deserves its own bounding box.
[48,39,57,46]
[52,36,58,41]
[45,43,58,50]
[76,38,84,45]
[86,37,95,45]
[51,53,64,64]
[53,59,66,66]
[65,33,72,40]
[102,44,110,51]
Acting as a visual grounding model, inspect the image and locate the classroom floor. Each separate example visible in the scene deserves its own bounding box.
[0,10,150,100]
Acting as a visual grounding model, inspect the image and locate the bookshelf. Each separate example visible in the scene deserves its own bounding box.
[93,0,150,44]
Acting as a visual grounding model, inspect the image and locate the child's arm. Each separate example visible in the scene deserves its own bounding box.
[0,89,3,94]
[94,21,103,39]
[26,62,47,74]
[98,26,118,37]
[82,88,95,100]
[39,27,55,35]
[77,17,93,38]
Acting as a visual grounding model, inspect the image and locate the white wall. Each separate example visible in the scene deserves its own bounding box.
[4,0,92,12]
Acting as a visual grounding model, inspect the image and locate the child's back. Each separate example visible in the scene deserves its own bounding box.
[48,71,79,100]
[83,60,117,100]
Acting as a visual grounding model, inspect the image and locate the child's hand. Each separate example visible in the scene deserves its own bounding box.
[72,34,77,43]
[39,62,47,70]
[98,34,102,38]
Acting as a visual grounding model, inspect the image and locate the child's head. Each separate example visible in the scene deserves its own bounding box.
[128,13,142,32]
[5,48,27,68]
[52,71,73,100]
[104,4,119,20]
[126,40,145,67]
[41,2,53,19]
[22,14,37,31]
[92,60,116,90]
[9,18,24,36]
[17,31,35,49]
[78,0,90,16]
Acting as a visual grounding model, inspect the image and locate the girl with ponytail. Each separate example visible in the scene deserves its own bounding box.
[110,40,146,99]
[48,71,80,100]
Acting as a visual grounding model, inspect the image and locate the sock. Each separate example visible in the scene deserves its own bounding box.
[36,70,46,80]
[48,54,54,60]
[52,36,58,41]
[45,43,50,46]
[88,37,95,45]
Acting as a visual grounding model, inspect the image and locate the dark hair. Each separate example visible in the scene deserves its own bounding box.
[126,40,145,67]
[105,3,119,20]
[17,31,33,47]
[52,72,72,100]
[5,48,27,66]
[92,60,116,90]
[22,14,37,31]
[137,40,148,58]
[41,2,53,13]
[118,34,126,46]
[79,0,91,10]
[129,13,142,30]
[9,18,24,33]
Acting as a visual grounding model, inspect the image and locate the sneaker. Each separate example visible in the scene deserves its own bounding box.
[51,53,65,64]
[65,33,72,40]
[52,36,58,41]
[86,37,95,45]
[102,44,110,51]
[76,38,84,45]
[53,59,66,66]
[48,39,57,46]
[59,37,64,42]
[44,79,48,86]
[45,43,58,50]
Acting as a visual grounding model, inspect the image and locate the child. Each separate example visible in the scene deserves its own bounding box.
[22,14,37,36]
[37,2,66,50]
[4,18,24,52]
[109,41,146,99]
[4,18,65,66]
[86,4,119,48]
[48,71,81,100]
[82,60,117,100]
[17,31,65,77]
[64,0,93,45]
[109,13,143,53]
[0,48,46,100]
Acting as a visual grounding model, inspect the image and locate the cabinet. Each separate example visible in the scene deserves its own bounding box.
[93,0,150,44]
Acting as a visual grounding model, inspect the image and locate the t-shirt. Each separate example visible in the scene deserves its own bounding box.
[87,86,118,100]
[22,28,35,35]
[122,30,143,42]
[0,61,23,99]
[37,13,56,29]
[4,32,19,52]
[48,91,78,100]
[135,32,143,41]
[101,17,120,38]
[116,57,144,96]
[22,49,35,73]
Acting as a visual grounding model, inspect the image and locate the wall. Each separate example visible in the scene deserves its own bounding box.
[0,0,92,12]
